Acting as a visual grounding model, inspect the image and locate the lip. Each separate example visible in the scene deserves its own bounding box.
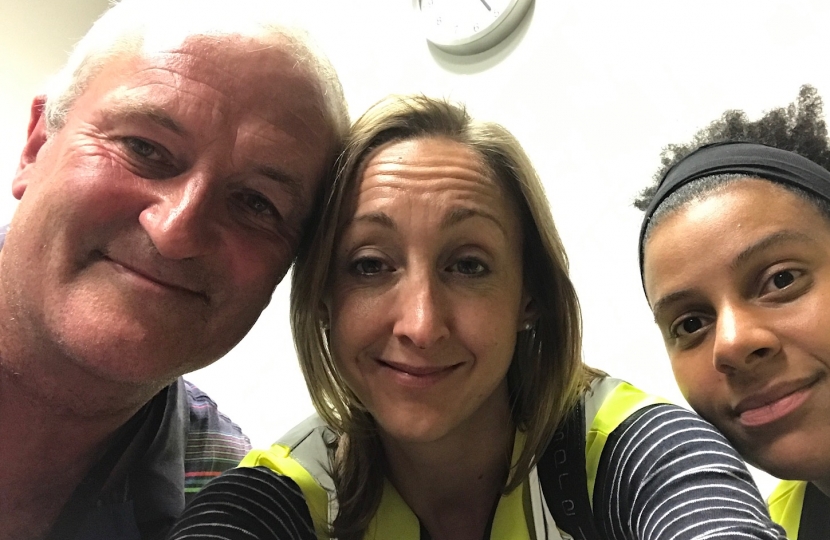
[376,358,461,388]
[733,375,820,428]
[103,255,207,300]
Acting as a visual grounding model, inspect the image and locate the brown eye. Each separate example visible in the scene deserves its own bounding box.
[759,268,806,298]
[350,257,386,276]
[679,317,703,335]
[450,258,488,276]
[668,312,712,343]
[772,270,795,289]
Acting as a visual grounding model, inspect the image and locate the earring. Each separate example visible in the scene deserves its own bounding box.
[523,322,533,331]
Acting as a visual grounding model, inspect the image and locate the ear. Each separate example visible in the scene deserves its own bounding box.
[318,300,331,330]
[518,290,538,331]
[12,96,49,200]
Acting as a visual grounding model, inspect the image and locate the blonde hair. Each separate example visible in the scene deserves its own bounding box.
[290,95,598,539]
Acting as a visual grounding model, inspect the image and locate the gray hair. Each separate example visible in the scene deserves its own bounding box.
[642,173,830,245]
[42,0,348,139]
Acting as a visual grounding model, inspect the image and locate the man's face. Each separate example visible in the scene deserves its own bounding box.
[1,36,334,386]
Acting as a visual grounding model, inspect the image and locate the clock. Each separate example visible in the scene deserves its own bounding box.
[416,0,534,55]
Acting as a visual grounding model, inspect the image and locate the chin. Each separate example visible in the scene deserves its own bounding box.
[56,326,201,387]
[745,437,830,483]
[376,414,454,445]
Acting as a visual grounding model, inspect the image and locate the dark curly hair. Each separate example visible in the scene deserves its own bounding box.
[635,85,830,239]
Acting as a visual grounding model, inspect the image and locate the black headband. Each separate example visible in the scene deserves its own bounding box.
[638,141,830,280]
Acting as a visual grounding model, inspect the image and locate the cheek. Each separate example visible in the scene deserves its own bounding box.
[329,293,378,353]
[25,153,144,229]
[457,301,518,367]
[669,353,720,409]
[219,236,288,299]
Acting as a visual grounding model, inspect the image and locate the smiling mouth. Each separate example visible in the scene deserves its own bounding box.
[100,253,207,301]
[377,359,460,384]
[735,377,819,428]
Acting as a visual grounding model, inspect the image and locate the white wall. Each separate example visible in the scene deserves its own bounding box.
[6,0,827,495]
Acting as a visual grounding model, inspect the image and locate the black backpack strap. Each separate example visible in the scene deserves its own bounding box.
[537,397,602,540]
[799,482,830,540]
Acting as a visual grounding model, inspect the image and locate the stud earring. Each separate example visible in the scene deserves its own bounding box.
[523,322,533,331]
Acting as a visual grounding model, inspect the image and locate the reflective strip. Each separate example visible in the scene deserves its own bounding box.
[490,432,531,539]
[489,477,531,539]
[768,480,805,539]
[585,381,669,502]
[240,445,329,539]
[365,478,420,539]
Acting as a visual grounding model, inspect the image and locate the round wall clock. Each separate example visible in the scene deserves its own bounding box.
[416,0,534,55]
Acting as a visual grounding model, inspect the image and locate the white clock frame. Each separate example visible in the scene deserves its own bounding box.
[415,0,534,55]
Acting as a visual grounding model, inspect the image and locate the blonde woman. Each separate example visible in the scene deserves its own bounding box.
[171,96,784,540]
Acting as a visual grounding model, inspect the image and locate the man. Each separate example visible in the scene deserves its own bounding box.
[0,1,348,539]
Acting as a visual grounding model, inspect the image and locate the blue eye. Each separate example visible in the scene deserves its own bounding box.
[235,191,277,217]
[124,137,162,160]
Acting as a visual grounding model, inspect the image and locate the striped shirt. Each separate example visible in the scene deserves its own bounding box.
[183,381,253,499]
[57,379,251,540]
[168,403,784,540]
[594,404,785,539]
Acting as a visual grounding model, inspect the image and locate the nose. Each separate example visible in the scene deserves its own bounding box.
[139,173,219,260]
[392,269,450,349]
[712,305,781,376]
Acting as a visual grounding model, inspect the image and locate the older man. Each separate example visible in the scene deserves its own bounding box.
[0,1,348,539]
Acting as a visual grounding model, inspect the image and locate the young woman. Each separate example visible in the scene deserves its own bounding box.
[169,95,784,540]
[637,85,830,539]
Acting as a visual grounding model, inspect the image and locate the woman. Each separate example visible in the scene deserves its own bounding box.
[169,95,784,540]
[637,85,830,539]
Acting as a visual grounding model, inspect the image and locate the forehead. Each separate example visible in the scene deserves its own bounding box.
[75,36,330,151]
[356,137,513,213]
[643,179,830,299]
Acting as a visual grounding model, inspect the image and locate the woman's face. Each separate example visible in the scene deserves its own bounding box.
[643,179,830,484]
[327,136,531,446]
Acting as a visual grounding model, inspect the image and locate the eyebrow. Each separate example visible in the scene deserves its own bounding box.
[350,207,508,236]
[651,289,698,323]
[730,230,816,270]
[441,207,507,236]
[256,164,305,206]
[104,100,187,136]
[352,212,396,230]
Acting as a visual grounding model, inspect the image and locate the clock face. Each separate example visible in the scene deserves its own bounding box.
[417,0,532,54]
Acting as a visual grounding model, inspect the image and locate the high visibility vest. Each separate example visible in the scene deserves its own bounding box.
[768,480,806,539]
[240,377,666,539]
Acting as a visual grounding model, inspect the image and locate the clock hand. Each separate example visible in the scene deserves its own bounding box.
[479,0,492,11]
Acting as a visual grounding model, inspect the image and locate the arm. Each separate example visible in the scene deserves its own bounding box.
[167,467,317,540]
[593,404,786,540]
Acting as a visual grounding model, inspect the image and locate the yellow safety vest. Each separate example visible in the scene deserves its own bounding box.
[240,377,667,539]
[768,480,806,539]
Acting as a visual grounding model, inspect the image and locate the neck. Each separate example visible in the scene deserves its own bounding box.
[0,329,162,540]
[381,385,515,540]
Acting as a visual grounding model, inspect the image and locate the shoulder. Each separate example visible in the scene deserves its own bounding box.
[180,379,252,494]
[240,415,335,537]
[593,378,747,477]
[591,384,784,540]
[167,466,316,540]
[242,414,334,490]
